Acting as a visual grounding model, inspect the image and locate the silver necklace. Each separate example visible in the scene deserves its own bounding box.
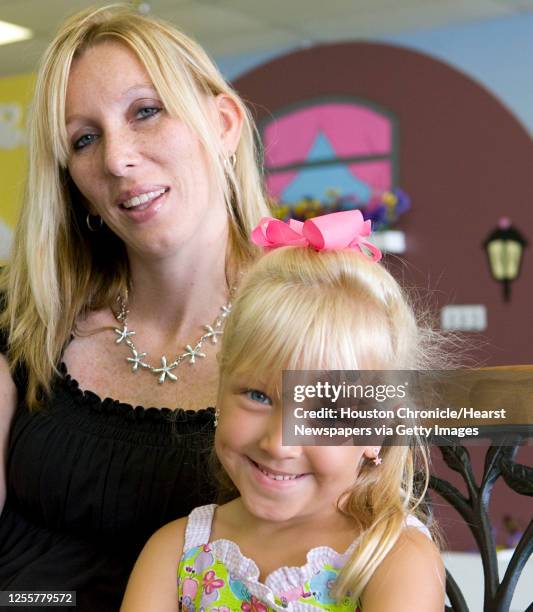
[113,295,231,384]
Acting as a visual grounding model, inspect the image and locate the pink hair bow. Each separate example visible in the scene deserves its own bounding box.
[251,210,382,261]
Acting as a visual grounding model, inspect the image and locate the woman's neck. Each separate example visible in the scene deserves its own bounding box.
[125,232,231,338]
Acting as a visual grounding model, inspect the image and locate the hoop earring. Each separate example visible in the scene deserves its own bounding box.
[86,213,103,232]
[214,407,220,427]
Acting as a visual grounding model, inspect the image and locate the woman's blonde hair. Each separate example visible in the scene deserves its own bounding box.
[0,3,269,407]
[217,246,448,601]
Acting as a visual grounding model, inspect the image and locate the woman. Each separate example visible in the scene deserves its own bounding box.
[0,4,268,610]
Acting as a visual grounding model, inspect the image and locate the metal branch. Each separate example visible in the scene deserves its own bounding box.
[493,520,533,611]
[444,569,469,612]
[429,475,472,523]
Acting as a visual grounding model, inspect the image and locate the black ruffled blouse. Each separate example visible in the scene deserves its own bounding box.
[0,339,216,611]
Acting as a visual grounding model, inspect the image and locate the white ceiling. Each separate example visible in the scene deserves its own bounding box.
[1,0,533,77]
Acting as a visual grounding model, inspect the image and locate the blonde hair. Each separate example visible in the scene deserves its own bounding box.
[217,247,446,601]
[0,3,269,407]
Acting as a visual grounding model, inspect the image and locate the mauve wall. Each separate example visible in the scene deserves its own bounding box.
[233,42,532,550]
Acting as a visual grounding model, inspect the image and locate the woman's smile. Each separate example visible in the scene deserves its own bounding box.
[118,187,169,210]
[116,186,170,223]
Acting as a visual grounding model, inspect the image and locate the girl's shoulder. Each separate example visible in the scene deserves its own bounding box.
[121,516,189,611]
[361,525,445,611]
[134,504,217,567]
[128,504,215,582]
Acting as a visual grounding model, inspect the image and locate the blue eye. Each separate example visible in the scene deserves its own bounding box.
[73,133,97,150]
[246,389,272,405]
[136,106,161,120]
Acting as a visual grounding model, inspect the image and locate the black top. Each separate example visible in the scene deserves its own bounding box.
[0,330,216,611]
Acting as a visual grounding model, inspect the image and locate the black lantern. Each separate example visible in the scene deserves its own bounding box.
[483,217,528,301]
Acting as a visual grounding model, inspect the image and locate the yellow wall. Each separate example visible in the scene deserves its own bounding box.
[0,73,35,258]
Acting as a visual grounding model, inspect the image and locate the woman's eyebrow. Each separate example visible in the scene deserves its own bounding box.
[65,83,159,126]
[123,83,157,96]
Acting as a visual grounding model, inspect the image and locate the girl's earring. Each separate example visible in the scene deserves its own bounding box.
[214,407,220,427]
[370,447,382,466]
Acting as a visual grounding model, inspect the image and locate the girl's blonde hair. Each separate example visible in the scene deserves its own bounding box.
[217,246,447,601]
[0,3,269,408]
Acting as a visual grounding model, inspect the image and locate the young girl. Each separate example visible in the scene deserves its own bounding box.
[122,211,446,611]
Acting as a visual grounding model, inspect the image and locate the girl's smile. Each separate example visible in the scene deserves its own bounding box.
[215,377,371,524]
[247,457,308,484]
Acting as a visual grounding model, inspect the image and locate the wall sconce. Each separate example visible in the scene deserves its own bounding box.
[483,217,527,301]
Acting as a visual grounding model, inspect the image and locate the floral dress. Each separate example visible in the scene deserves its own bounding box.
[177,505,431,611]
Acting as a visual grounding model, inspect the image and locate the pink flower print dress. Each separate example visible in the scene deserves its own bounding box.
[177,505,431,612]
